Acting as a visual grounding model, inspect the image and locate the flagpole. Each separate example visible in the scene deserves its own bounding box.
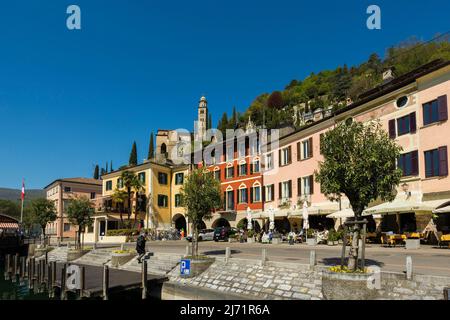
[20,178,25,224]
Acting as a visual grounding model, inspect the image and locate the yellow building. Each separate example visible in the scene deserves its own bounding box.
[171,165,190,234]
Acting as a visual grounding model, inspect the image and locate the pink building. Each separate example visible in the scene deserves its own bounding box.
[261,60,450,235]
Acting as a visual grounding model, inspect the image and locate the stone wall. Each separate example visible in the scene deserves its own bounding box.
[164,257,450,300]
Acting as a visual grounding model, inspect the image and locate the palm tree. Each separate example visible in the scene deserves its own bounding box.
[132,178,145,227]
[120,170,143,226]
[111,188,127,227]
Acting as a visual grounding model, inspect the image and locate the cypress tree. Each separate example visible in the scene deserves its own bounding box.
[106,162,109,173]
[129,141,138,166]
[110,160,113,172]
[218,112,228,133]
[100,168,106,176]
[148,132,155,160]
[93,165,100,180]
[231,106,238,129]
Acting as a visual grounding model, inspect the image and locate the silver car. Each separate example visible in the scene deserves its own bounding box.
[186,228,215,242]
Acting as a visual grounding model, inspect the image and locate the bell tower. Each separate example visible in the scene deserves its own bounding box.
[195,96,208,140]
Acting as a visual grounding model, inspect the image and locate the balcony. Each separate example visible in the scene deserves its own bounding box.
[278,198,292,209]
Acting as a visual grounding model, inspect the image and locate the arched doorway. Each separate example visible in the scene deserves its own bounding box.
[172,214,186,232]
[212,218,230,228]
[274,217,291,234]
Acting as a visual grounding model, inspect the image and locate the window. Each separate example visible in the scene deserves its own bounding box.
[425,146,448,178]
[175,172,184,185]
[175,194,182,207]
[279,147,291,166]
[90,192,96,199]
[157,195,168,207]
[423,96,447,126]
[138,172,146,184]
[301,138,313,160]
[226,144,234,161]
[396,96,409,108]
[279,180,292,199]
[265,153,273,170]
[265,185,274,202]
[302,175,314,195]
[249,138,259,155]
[64,186,71,193]
[225,190,234,210]
[239,163,247,176]
[238,141,246,158]
[252,186,261,202]
[397,113,416,136]
[63,223,71,232]
[398,151,418,176]
[252,160,260,173]
[106,180,112,191]
[226,166,234,179]
[239,188,248,203]
[117,178,123,189]
[158,172,168,185]
[214,169,221,180]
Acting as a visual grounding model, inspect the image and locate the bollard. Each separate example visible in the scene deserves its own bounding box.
[79,266,85,299]
[103,265,109,300]
[120,244,124,251]
[225,247,231,263]
[309,250,316,269]
[61,264,67,300]
[141,260,147,299]
[3,254,9,278]
[93,242,97,250]
[185,245,191,257]
[45,251,48,265]
[14,253,20,276]
[261,248,267,266]
[51,261,57,298]
[47,263,52,298]
[406,256,413,280]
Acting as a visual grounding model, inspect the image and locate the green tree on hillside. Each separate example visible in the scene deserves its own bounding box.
[315,120,402,271]
[93,165,100,180]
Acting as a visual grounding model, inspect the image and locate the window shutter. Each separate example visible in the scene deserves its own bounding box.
[250,162,253,175]
[297,178,302,196]
[411,151,419,176]
[439,146,448,177]
[223,192,226,210]
[409,112,417,133]
[271,185,275,200]
[388,119,396,139]
[288,180,292,198]
[287,146,292,164]
[278,182,282,199]
[250,187,254,203]
[438,95,448,121]
[309,137,313,158]
[309,175,314,194]
[279,149,282,166]
[262,186,266,202]
[297,142,301,161]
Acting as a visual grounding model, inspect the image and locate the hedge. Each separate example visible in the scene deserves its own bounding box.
[106,229,138,236]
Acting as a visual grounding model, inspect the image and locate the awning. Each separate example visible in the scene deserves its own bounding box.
[289,204,339,217]
[363,198,450,215]
[326,208,354,219]
[253,209,290,219]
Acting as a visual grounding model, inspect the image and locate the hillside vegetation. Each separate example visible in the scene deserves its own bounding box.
[217,36,450,131]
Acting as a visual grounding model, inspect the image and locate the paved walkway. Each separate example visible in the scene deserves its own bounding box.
[119,240,450,277]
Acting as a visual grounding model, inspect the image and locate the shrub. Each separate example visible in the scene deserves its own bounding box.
[106,229,137,236]
[247,230,255,237]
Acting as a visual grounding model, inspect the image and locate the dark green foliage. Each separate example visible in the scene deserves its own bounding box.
[148,132,155,160]
[0,199,20,218]
[66,197,95,249]
[129,141,138,166]
[267,91,284,109]
[28,198,57,237]
[93,165,100,179]
[110,160,114,172]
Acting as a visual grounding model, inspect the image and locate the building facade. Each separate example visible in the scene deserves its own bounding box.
[45,178,102,240]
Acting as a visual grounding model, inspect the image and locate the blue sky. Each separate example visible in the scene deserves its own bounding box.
[0,0,449,189]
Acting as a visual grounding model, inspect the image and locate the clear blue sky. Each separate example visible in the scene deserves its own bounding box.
[0,0,449,189]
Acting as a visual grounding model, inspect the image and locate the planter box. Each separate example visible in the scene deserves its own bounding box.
[34,247,47,258]
[228,238,238,243]
[111,252,135,267]
[322,270,378,300]
[327,241,337,246]
[405,239,420,250]
[180,257,215,278]
[306,238,317,246]
[247,238,255,244]
[67,249,89,261]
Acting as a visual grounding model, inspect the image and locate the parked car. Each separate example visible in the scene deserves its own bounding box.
[213,227,238,241]
[186,229,215,242]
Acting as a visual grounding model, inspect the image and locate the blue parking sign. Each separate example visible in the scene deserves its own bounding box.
[180,259,190,275]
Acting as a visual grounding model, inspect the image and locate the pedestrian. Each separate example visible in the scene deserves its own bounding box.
[180,228,185,239]
[136,231,148,263]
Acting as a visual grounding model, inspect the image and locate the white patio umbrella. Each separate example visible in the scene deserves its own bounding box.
[246,207,253,230]
[433,206,450,214]
[302,202,309,239]
[268,207,275,231]
[326,208,355,219]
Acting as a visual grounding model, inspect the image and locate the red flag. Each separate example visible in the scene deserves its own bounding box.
[21,179,25,201]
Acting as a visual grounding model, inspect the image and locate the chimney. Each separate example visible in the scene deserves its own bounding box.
[382,66,396,83]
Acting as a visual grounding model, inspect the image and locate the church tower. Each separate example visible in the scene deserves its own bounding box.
[195,96,208,140]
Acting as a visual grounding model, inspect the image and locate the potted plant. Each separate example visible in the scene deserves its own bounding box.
[111,249,135,267]
[247,230,255,243]
[228,233,238,243]
[306,229,317,245]
[327,229,339,246]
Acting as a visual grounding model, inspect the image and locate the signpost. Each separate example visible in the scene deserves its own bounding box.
[180,259,191,276]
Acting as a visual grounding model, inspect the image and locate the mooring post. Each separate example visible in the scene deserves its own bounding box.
[120,244,124,251]
[406,256,413,280]
[51,261,57,298]
[5,254,11,280]
[103,265,109,300]
[141,260,147,299]
[27,259,32,290]
[61,264,67,300]
[79,266,85,300]
[47,262,53,298]
[3,254,9,279]
[45,251,48,265]
[20,256,25,279]
[14,253,20,276]
[309,250,316,269]
[225,247,231,263]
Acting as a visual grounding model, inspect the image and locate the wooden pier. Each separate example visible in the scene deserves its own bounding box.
[3,254,167,299]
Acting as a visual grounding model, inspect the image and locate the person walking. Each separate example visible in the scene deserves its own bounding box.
[136,231,148,263]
